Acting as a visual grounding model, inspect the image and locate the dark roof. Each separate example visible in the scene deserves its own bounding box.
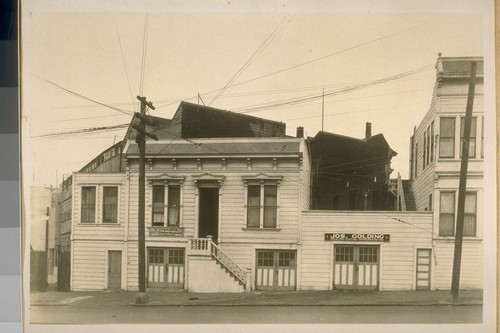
[172,101,286,138]
[125,140,301,157]
[310,131,396,156]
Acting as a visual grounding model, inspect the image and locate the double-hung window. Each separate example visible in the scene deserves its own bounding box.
[103,186,118,223]
[439,191,477,237]
[439,192,455,237]
[463,192,477,237]
[460,117,477,158]
[246,183,279,228]
[81,186,96,223]
[151,184,181,227]
[439,117,455,158]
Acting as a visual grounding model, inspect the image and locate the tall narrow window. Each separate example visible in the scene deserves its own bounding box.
[430,121,435,162]
[439,117,455,158]
[247,185,261,228]
[423,131,427,169]
[428,193,433,211]
[81,186,96,223]
[263,185,278,228]
[152,185,165,226]
[103,186,118,223]
[167,185,181,226]
[426,127,431,166]
[463,192,477,237]
[481,117,484,158]
[460,117,477,158]
[439,192,455,237]
[415,143,418,178]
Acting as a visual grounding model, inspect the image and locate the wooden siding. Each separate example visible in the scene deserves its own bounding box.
[72,240,124,290]
[432,240,483,289]
[72,173,127,241]
[300,211,433,291]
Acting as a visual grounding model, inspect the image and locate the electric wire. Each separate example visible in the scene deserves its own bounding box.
[114,15,137,112]
[154,22,431,110]
[44,79,134,116]
[208,15,291,106]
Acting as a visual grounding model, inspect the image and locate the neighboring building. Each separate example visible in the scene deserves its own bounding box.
[309,123,397,211]
[30,186,54,291]
[409,55,484,289]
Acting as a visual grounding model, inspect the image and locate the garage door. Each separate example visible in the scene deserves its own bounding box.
[333,245,379,290]
[256,250,296,290]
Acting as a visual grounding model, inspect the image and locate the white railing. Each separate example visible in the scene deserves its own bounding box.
[189,237,250,289]
[210,242,248,286]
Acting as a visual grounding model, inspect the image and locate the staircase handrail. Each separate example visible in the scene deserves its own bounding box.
[209,241,247,285]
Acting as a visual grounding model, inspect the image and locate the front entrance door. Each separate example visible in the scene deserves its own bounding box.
[416,249,431,290]
[198,187,219,243]
[108,251,122,290]
[147,248,185,288]
[256,250,296,290]
[333,245,379,290]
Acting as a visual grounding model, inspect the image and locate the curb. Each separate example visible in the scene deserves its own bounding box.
[129,302,483,307]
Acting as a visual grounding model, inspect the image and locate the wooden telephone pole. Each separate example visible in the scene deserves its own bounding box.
[134,96,158,304]
[451,61,477,303]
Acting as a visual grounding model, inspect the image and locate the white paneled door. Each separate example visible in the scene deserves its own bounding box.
[333,245,379,290]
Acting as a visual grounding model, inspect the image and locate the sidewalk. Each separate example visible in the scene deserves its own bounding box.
[30,289,483,307]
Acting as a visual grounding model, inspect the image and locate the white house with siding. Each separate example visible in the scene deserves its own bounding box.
[408,55,484,289]
[70,135,310,292]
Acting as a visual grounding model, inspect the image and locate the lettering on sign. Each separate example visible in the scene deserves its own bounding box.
[324,233,390,242]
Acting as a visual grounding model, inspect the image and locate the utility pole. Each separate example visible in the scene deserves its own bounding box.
[451,61,477,303]
[134,96,158,304]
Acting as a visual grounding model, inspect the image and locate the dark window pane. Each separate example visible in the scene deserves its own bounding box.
[152,186,165,226]
[81,187,96,223]
[103,187,118,223]
[168,186,181,226]
[247,185,260,227]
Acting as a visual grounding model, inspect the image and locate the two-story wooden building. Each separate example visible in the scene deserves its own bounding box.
[409,55,484,289]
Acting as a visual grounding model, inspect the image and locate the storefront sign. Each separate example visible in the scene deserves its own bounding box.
[324,233,390,242]
[149,226,184,237]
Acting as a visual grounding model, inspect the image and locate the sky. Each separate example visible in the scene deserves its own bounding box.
[21,0,493,188]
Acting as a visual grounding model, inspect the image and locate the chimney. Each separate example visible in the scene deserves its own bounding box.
[365,122,372,140]
[296,126,304,138]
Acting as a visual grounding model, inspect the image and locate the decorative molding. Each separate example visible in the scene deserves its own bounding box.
[247,158,252,170]
[197,158,202,170]
[242,173,283,185]
[221,158,227,170]
[148,158,153,170]
[147,173,185,185]
[273,158,278,170]
[172,158,177,171]
[192,172,225,186]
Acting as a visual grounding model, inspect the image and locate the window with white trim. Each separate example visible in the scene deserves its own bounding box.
[439,191,477,237]
[151,184,181,227]
[245,182,279,229]
[81,186,96,223]
[103,186,118,223]
[460,117,477,158]
[439,191,455,236]
[439,117,455,158]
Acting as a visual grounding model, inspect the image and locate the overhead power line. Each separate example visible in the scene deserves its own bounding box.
[208,15,292,106]
[234,64,434,114]
[32,123,129,139]
[44,79,134,116]
[155,21,429,110]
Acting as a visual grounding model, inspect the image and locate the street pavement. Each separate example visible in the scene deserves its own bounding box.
[30,288,483,307]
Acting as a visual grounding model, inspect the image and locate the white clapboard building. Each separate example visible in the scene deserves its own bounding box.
[58,59,483,292]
